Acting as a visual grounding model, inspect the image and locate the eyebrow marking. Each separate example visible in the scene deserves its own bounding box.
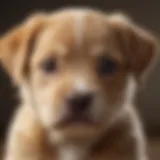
[90,45,106,56]
[54,44,68,56]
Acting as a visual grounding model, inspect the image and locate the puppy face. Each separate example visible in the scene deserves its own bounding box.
[0,9,158,143]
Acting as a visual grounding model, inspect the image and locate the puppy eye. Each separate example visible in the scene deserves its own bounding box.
[40,58,57,74]
[97,56,117,76]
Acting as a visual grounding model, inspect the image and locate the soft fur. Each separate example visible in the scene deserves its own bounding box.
[0,7,158,160]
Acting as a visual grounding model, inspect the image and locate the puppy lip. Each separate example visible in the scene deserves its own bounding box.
[54,113,98,128]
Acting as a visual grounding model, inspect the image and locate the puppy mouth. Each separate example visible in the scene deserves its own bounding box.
[55,113,97,128]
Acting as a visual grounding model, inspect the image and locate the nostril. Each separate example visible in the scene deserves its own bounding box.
[67,93,93,113]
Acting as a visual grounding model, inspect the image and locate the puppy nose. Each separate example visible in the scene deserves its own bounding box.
[66,93,93,113]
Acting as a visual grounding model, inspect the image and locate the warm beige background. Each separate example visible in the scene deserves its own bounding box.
[0,0,159,138]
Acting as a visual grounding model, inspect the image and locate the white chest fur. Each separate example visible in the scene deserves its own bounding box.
[59,145,88,160]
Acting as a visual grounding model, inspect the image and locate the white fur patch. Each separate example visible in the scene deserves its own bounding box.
[74,12,86,48]
[59,145,87,160]
[74,77,89,93]
[124,76,148,160]
[126,106,148,160]
[125,75,137,104]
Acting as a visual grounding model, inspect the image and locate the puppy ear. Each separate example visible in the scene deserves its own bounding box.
[108,13,159,80]
[0,14,46,83]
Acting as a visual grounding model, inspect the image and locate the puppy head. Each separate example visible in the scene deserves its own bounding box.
[0,8,158,143]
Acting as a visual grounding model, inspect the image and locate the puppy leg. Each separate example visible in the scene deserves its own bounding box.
[92,107,148,160]
[4,106,54,160]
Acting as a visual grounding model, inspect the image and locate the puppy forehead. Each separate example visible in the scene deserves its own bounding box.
[36,10,108,56]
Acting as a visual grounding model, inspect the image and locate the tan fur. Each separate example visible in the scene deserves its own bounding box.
[0,8,158,160]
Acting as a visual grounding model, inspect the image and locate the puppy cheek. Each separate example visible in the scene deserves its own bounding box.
[90,93,113,129]
[90,93,124,127]
[38,104,58,128]
[90,95,107,123]
[32,88,63,128]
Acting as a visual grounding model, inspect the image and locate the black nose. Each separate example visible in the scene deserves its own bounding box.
[66,93,93,113]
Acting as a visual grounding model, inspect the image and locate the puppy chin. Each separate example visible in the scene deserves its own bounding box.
[48,124,102,145]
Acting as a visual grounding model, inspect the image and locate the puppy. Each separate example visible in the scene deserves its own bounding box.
[0,8,158,160]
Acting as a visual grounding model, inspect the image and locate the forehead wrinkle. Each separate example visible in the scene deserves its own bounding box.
[74,12,87,49]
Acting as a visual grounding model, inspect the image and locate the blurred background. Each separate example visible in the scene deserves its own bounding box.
[0,0,160,159]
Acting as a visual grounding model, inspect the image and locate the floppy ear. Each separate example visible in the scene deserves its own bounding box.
[108,13,159,80]
[0,14,46,83]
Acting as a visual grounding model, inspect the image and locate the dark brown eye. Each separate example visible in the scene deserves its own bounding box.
[40,58,57,74]
[97,56,117,76]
